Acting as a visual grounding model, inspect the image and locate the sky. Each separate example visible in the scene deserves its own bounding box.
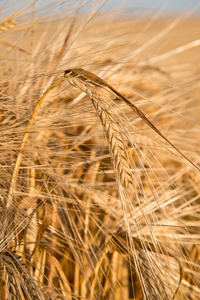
[1,0,200,18]
[104,0,200,15]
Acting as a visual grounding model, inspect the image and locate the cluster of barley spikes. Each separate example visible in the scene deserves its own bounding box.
[0,1,200,299]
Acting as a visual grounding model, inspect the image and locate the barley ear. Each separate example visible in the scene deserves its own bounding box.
[64,68,134,189]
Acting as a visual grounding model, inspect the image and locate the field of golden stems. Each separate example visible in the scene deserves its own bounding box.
[0,1,200,299]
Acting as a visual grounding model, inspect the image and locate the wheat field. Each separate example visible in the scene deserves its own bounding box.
[0,1,200,299]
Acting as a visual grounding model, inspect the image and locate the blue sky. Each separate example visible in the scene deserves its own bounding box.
[1,0,200,17]
[104,0,200,15]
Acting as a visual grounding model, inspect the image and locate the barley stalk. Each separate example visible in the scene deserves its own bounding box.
[7,76,65,209]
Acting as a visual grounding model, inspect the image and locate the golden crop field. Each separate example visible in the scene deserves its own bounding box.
[0,1,200,299]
